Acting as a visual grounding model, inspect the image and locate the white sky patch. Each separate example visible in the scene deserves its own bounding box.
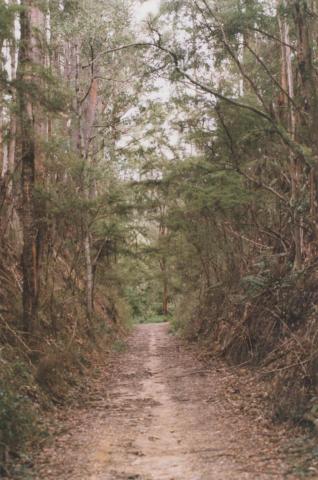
[134,0,160,23]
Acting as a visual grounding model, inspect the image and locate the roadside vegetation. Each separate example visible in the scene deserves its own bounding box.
[1,0,318,476]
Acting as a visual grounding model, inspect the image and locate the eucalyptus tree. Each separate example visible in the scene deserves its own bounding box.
[0,0,147,334]
[17,0,47,332]
[45,0,145,320]
[141,0,318,274]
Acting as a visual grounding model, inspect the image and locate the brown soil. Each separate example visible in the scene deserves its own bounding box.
[34,323,303,479]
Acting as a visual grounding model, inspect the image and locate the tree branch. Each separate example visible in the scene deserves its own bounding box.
[88,40,315,167]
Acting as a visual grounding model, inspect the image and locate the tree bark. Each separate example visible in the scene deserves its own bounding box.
[277,0,303,270]
[84,233,94,316]
[159,215,169,317]
[292,1,318,259]
[73,42,99,318]
[18,0,44,333]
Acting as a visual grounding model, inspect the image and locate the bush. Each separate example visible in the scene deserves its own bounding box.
[0,383,38,473]
[174,263,318,423]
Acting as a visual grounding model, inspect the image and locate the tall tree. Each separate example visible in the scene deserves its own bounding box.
[18,0,44,333]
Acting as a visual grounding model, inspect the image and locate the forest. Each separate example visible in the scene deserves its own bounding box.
[1,0,318,478]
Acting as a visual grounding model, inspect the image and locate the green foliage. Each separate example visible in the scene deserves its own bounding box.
[0,1,19,46]
[112,339,127,352]
[122,258,167,323]
[241,274,268,292]
[137,314,168,324]
[0,383,39,469]
[2,0,318,473]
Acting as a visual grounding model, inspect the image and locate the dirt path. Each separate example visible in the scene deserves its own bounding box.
[35,323,299,479]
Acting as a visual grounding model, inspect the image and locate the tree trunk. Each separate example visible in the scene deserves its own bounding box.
[277,0,302,270]
[18,0,43,333]
[159,217,169,317]
[84,233,94,317]
[73,42,99,318]
[292,1,318,259]
[162,265,169,317]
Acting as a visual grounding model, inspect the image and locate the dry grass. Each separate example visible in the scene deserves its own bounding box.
[176,262,318,425]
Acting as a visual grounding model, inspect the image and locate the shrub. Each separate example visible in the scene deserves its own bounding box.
[0,383,38,473]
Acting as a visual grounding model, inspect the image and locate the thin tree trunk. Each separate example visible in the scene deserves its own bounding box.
[18,0,43,333]
[159,217,169,317]
[74,42,99,318]
[277,0,302,270]
[292,0,318,259]
[84,233,94,316]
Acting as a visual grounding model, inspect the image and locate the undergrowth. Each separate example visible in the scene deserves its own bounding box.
[0,246,130,477]
[136,313,171,324]
[175,258,318,427]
